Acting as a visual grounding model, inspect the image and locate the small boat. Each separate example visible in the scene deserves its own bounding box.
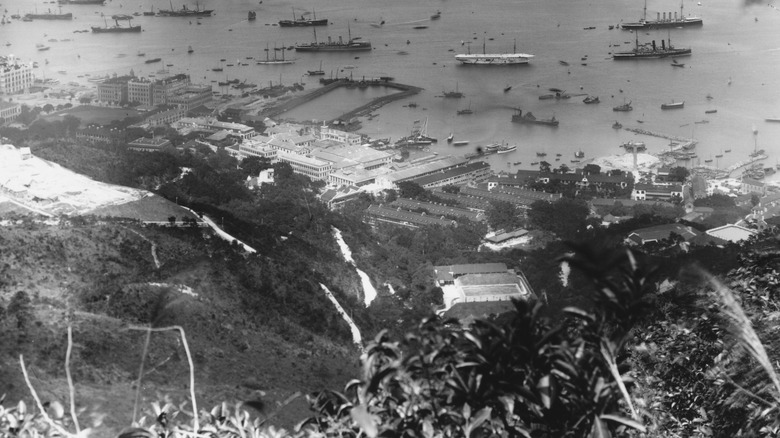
[413,25,428,29]
[497,144,517,154]
[612,121,623,129]
[671,62,685,67]
[583,26,596,30]
[571,159,581,163]
[583,96,600,104]
[536,152,547,157]
[559,60,569,66]
[431,10,441,19]
[621,140,646,151]
[725,149,731,153]
[704,158,713,163]
[613,101,632,111]
[539,94,555,100]
[145,57,162,63]
[705,109,717,114]
[661,101,684,110]
[765,118,780,123]
[187,45,194,53]
[503,85,512,93]
[446,133,453,143]
[513,161,522,165]
[575,149,585,158]
[308,60,325,75]
[248,10,256,20]
[452,140,469,146]
[530,161,539,165]
[457,109,473,115]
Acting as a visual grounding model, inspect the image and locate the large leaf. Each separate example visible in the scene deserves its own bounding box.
[588,416,611,438]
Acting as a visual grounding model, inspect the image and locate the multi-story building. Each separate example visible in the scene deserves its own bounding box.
[0,56,33,94]
[275,150,332,181]
[127,136,172,152]
[0,100,21,123]
[167,85,212,111]
[319,126,362,145]
[128,77,154,105]
[238,140,277,160]
[75,125,126,145]
[152,74,190,105]
[96,75,133,104]
[632,183,683,201]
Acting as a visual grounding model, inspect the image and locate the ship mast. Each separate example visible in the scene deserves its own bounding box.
[642,0,647,21]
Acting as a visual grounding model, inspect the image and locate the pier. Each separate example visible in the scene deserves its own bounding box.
[261,79,422,122]
[623,126,696,144]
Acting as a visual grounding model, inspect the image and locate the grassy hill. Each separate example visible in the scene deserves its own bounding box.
[0,219,363,435]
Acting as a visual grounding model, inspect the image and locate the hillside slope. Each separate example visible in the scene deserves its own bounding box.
[0,220,362,435]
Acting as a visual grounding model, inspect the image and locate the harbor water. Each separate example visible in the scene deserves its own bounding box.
[2,0,779,172]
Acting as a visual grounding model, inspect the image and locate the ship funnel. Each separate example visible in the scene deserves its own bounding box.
[662,12,666,20]
[328,36,332,43]
[339,36,343,43]
[674,12,677,20]
[652,40,656,50]
[661,39,666,50]
[657,12,660,20]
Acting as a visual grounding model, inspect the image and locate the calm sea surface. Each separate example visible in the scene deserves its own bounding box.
[2,0,779,171]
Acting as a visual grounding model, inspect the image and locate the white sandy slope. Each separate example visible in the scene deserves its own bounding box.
[0,144,148,215]
[585,152,662,180]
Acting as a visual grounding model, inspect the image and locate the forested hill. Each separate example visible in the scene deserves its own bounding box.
[0,218,366,434]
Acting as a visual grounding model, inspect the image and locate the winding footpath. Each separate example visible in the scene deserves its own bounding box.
[332,227,377,307]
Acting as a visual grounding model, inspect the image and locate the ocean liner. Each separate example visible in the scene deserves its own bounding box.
[24,8,73,20]
[58,0,105,4]
[156,1,213,17]
[92,15,141,33]
[613,34,690,59]
[621,0,702,30]
[455,39,533,65]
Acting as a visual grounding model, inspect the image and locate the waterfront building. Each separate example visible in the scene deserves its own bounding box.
[0,56,33,94]
[318,126,362,145]
[128,78,154,106]
[375,156,468,188]
[409,161,492,189]
[167,85,212,111]
[96,74,133,104]
[153,74,191,105]
[127,136,172,152]
[0,100,21,123]
[740,177,766,196]
[328,167,389,187]
[311,144,393,171]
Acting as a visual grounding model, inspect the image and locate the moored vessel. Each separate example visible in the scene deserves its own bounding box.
[613,33,691,60]
[295,26,371,52]
[583,96,600,104]
[613,101,633,111]
[661,100,684,109]
[621,0,703,30]
[455,38,533,65]
[511,109,559,126]
[279,8,327,27]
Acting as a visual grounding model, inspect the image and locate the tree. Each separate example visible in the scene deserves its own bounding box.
[539,160,551,173]
[301,247,652,438]
[441,184,460,194]
[397,181,428,201]
[557,163,570,174]
[668,166,690,182]
[584,163,602,175]
[168,216,177,226]
[486,200,523,231]
[43,103,55,114]
[239,156,271,177]
[751,193,760,207]
[694,193,736,208]
[7,291,33,331]
[528,198,590,240]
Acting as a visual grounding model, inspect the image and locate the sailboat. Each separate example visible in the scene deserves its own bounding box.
[442,82,464,98]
